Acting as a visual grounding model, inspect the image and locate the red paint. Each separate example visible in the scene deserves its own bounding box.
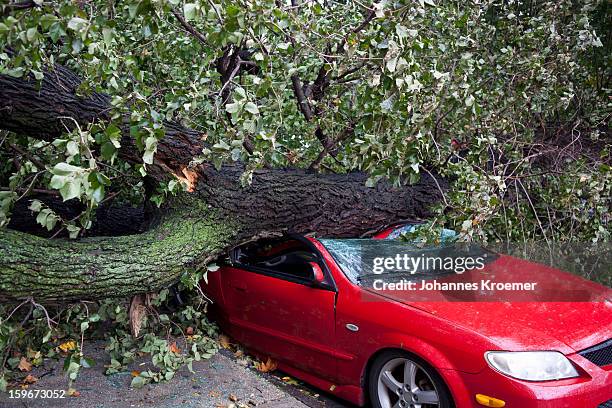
[202,234,612,407]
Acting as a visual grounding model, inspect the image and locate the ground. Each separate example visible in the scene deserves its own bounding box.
[0,341,352,408]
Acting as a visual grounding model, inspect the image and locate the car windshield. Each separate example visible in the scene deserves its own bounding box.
[318,239,497,284]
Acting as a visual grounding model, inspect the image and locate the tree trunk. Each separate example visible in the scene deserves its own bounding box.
[0,68,445,302]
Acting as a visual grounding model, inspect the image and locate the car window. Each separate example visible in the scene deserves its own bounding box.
[233,238,319,281]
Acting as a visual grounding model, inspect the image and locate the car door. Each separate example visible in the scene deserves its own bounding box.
[221,238,338,381]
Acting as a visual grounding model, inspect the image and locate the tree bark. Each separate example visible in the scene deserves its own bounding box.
[0,68,445,302]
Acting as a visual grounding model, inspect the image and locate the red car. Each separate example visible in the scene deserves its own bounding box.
[202,231,612,408]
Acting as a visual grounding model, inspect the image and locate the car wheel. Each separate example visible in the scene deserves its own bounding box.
[368,350,453,408]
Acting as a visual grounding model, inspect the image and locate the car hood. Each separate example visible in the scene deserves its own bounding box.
[363,255,612,352]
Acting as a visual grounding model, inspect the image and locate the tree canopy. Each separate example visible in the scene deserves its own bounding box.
[0,0,609,243]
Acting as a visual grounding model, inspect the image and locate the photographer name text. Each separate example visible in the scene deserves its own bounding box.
[373,279,538,291]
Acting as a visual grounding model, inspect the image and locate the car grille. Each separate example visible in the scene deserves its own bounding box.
[598,399,612,408]
[579,338,612,367]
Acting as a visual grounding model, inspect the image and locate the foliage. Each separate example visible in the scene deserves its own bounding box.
[0,0,609,242]
[0,285,219,392]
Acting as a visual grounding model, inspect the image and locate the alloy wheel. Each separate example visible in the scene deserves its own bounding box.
[376,357,440,408]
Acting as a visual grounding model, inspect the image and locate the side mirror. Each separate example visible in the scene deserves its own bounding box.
[309,262,325,285]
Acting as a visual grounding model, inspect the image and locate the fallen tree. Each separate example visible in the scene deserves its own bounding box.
[0,65,444,302]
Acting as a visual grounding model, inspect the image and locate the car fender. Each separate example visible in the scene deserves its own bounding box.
[365,331,474,373]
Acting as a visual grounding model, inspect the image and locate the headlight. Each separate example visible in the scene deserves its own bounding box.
[485,351,579,381]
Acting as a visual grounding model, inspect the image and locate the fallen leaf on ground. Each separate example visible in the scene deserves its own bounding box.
[26,349,42,362]
[131,371,140,377]
[281,376,298,385]
[219,334,231,349]
[255,357,277,373]
[186,326,194,335]
[169,342,180,354]
[58,340,76,353]
[17,357,32,372]
[67,388,80,397]
[229,393,238,401]
[209,390,221,397]
[22,375,37,385]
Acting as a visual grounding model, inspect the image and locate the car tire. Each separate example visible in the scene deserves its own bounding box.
[368,350,453,408]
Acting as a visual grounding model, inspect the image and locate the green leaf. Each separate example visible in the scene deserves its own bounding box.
[4,67,24,77]
[29,200,42,212]
[66,140,79,156]
[91,185,104,203]
[225,102,241,113]
[244,102,259,115]
[45,213,58,231]
[60,179,81,201]
[96,172,111,186]
[131,375,147,388]
[52,162,82,176]
[212,141,230,151]
[102,27,113,45]
[48,22,65,42]
[67,17,88,31]
[143,136,158,164]
[386,57,397,73]
[101,142,116,161]
[365,177,378,188]
[465,95,475,107]
[26,27,37,42]
[50,175,67,189]
[183,3,198,21]
[67,225,81,239]
[80,357,95,368]
[32,70,44,80]
[35,210,49,229]
[105,123,121,144]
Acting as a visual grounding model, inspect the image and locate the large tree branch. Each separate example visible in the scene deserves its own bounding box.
[1,163,444,302]
[0,67,206,184]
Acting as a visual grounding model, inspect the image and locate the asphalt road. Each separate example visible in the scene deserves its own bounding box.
[0,341,354,408]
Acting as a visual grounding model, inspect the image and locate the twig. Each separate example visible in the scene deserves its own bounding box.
[421,166,449,209]
[171,8,208,46]
[7,143,46,170]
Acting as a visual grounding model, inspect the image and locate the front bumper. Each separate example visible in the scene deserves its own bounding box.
[446,354,612,408]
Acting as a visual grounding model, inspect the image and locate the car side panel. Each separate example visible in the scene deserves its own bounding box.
[219,265,339,381]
